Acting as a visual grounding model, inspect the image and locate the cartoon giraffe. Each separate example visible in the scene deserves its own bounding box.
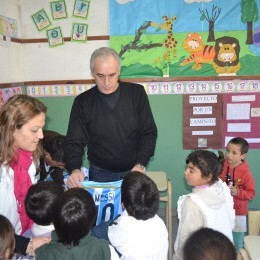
[151,16,178,61]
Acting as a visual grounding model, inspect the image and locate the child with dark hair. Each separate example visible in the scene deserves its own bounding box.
[220,137,255,251]
[183,227,236,260]
[24,181,64,238]
[35,187,119,260]
[0,214,15,260]
[39,130,66,186]
[108,171,168,259]
[173,150,235,260]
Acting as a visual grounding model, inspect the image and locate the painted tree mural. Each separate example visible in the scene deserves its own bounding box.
[199,4,221,42]
[241,0,259,44]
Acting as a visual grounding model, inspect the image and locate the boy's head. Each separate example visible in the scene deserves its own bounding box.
[42,130,66,169]
[183,227,236,260]
[25,181,65,226]
[226,137,249,168]
[121,172,159,220]
[52,188,97,247]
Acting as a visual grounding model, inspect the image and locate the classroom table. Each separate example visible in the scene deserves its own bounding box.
[244,235,260,260]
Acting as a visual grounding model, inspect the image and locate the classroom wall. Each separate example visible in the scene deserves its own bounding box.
[40,94,260,209]
[0,1,259,209]
[0,0,23,83]
[20,0,109,81]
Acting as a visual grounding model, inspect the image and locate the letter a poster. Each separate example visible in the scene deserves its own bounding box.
[183,94,223,149]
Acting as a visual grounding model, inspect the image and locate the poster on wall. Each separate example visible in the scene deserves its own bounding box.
[0,87,22,109]
[73,0,90,19]
[71,23,88,42]
[50,1,68,20]
[31,9,52,31]
[223,93,260,149]
[0,15,18,38]
[109,0,260,78]
[183,94,223,149]
[46,27,64,47]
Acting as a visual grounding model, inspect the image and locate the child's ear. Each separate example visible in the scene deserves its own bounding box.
[207,173,213,182]
[241,153,247,160]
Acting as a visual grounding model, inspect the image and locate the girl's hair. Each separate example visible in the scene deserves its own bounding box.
[42,130,66,162]
[90,47,121,74]
[0,94,47,166]
[0,214,15,260]
[186,150,224,185]
[183,227,236,260]
[52,188,97,247]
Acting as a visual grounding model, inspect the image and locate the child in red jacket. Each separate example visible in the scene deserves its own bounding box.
[220,137,255,251]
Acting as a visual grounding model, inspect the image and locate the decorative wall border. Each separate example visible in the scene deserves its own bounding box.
[27,79,260,97]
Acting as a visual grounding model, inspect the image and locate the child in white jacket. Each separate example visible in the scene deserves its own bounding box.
[174,150,235,260]
[108,172,169,260]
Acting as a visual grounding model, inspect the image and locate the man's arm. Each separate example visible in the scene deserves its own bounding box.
[64,97,88,173]
[136,86,157,167]
[64,97,88,187]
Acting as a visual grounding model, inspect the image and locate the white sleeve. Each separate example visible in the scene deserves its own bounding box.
[174,196,205,260]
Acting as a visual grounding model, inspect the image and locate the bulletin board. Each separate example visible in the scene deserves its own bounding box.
[223,93,260,149]
[183,94,223,149]
[183,92,260,149]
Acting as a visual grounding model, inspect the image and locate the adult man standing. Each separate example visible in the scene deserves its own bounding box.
[64,47,157,187]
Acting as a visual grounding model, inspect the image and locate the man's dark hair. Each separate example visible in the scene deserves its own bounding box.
[121,172,159,220]
[52,188,97,247]
[25,181,64,226]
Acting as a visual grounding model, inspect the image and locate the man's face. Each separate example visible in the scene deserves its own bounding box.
[92,55,120,94]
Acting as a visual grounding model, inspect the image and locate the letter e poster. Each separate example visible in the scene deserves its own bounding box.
[183,94,223,149]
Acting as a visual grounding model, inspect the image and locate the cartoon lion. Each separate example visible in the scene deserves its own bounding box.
[213,36,241,75]
[180,33,215,70]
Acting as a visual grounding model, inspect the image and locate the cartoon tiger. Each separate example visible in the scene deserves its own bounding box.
[180,33,215,70]
[213,36,241,75]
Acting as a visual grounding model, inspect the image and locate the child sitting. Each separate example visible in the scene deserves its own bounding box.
[0,214,15,260]
[39,130,66,186]
[220,137,255,251]
[173,150,235,260]
[24,181,64,238]
[183,227,236,260]
[35,187,119,260]
[108,171,168,259]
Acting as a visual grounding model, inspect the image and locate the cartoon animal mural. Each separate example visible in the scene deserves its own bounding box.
[151,16,178,61]
[180,33,215,70]
[213,36,241,76]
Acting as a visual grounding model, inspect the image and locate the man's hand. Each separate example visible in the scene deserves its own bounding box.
[66,169,84,188]
[131,164,146,174]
